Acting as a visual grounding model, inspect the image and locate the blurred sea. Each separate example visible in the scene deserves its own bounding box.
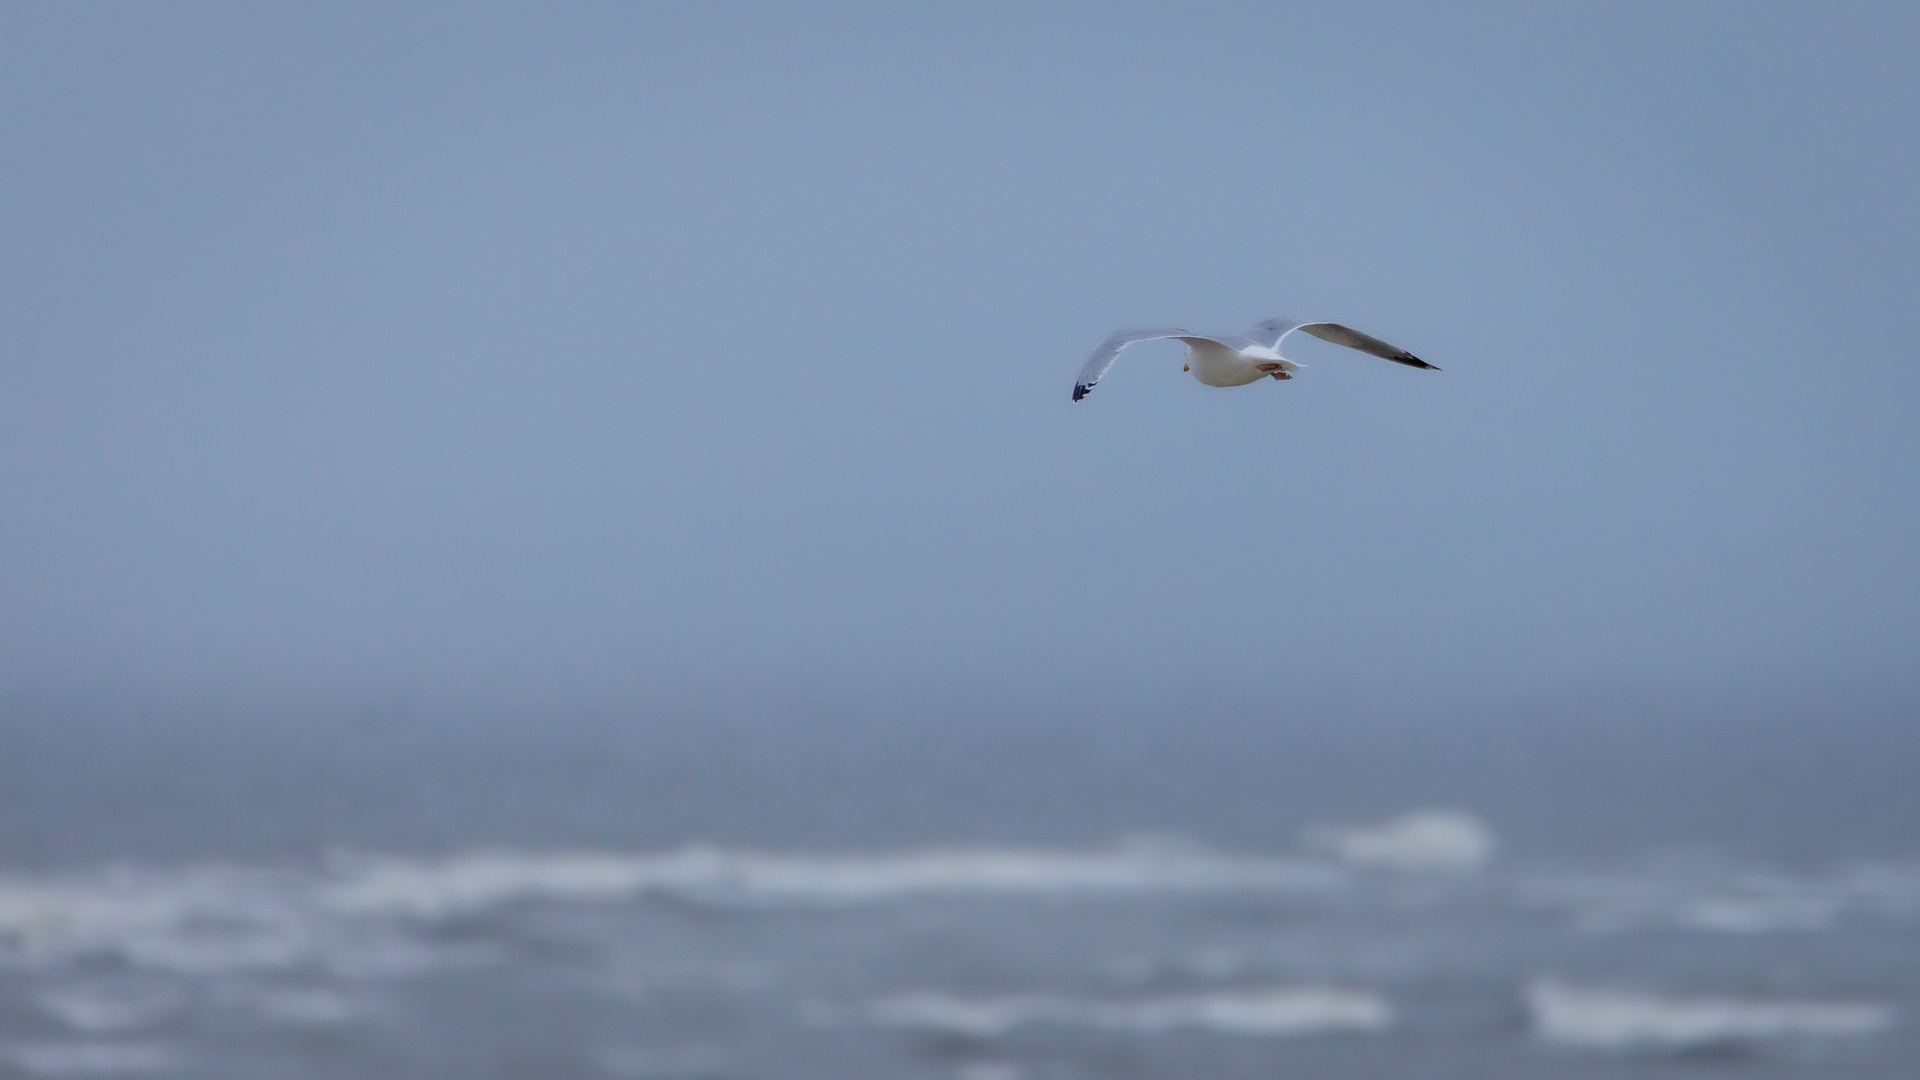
[0,687,1914,1079]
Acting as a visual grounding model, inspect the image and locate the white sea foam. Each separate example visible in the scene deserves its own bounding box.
[1525,980,1897,1051]
[0,843,1339,982]
[0,867,480,977]
[863,987,1391,1038]
[319,843,1342,917]
[3,1042,173,1076]
[1517,861,1920,934]
[0,869,311,973]
[1301,810,1494,872]
[0,881,204,960]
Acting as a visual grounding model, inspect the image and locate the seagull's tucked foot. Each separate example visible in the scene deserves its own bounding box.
[1182,363,1190,371]
[1269,371,1292,380]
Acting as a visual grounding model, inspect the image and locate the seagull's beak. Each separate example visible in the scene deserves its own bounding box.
[1182,363,1189,372]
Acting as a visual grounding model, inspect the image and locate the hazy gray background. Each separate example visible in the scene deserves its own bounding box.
[3,2,1917,705]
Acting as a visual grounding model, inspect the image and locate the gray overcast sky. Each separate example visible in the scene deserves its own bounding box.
[2,3,1916,703]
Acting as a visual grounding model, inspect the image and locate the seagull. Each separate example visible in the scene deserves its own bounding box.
[1071,317,1438,401]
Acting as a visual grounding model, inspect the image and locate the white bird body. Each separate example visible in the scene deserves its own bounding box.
[1181,337,1301,387]
[1071,317,1435,401]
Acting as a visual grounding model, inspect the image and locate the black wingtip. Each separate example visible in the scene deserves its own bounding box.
[1072,383,1090,402]
[1402,354,1442,371]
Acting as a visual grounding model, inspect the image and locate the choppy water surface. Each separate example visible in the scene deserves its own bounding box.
[0,695,1913,1078]
[0,828,1914,1078]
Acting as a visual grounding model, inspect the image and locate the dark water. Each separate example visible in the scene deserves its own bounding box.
[0,686,1914,1078]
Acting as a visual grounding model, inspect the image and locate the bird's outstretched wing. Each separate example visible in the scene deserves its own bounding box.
[1242,318,1440,371]
[1072,328,1214,401]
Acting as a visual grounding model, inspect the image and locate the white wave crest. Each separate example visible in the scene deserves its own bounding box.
[863,987,1391,1038]
[319,843,1341,918]
[1517,861,1920,934]
[1526,980,1897,1051]
[0,881,213,958]
[0,842,1337,975]
[1301,810,1494,872]
[0,869,314,973]
[0,868,475,976]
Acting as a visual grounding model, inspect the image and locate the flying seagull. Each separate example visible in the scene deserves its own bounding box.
[1071,317,1438,401]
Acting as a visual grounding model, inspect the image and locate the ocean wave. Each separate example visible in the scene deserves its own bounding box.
[5,841,1916,989]
[0,841,1339,974]
[860,987,1392,1038]
[1300,810,1494,872]
[0,868,312,973]
[1525,979,1897,1051]
[0,868,477,976]
[1516,861,1920,934]
[318,842,1344,917]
